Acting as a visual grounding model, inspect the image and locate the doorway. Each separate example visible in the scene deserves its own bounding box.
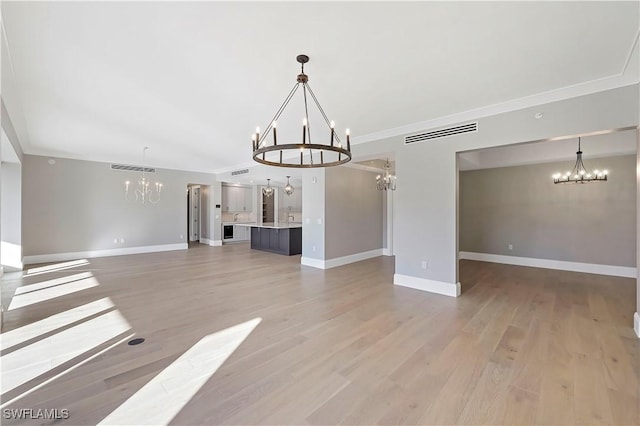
[187,185,201,246]
[262,191,275,223]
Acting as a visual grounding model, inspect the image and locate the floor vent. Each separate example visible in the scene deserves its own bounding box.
[405,122,478,144]
[231,168,249,176]
[111,164,156,173]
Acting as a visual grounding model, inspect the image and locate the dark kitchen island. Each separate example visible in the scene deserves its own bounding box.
[237,223,302,256]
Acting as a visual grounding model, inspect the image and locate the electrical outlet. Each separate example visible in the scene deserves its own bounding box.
[508,244,513,250]
[312,245,316,252]
[114,238,118,244]
[120,238,125,244]
[421,260,428,269]
[180,234,184,239]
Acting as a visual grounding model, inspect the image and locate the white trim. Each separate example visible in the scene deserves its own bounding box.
[300,257,325,269]
[382,248,392,256]
[23,243,188,265]
[394,274,461,298]
[634,312,640,339]
[200,238,211,245]
[301,249,383,270]
[325,249,382,269]
[459,251,636,278]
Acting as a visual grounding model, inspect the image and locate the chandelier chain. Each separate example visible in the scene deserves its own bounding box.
[305,84,343,146]
[259,82,300,147]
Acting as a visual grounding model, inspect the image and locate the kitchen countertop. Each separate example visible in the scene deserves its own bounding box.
[235,222,302,229]
[222,221,257,225]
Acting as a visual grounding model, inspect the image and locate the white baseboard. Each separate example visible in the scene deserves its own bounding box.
[23,243,188,266]
[300,257,326,269]
[459,251,636,278]
[301,249,382,270]
[634,312,640,339]
[199,239,222,247]
[394,273,461,298]
[382,248,392,256]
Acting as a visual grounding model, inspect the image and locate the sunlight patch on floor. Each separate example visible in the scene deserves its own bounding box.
[8,273,99,310]
[0,333,134,409]
[1,309,131,394]
[98,317,262,426]
[1,298,115,350]
[25,259,90,276]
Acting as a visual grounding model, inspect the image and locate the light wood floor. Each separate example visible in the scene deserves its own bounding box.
[1,243,638,425]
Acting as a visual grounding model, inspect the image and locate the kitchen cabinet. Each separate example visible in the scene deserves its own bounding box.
[234,225,249,241]
[222,186,253,212]
[250,227,302,255]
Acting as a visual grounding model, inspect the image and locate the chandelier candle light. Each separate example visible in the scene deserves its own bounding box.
[252,55,352,168]
[376,159,396,191]
[262,179,274,197]
[552,137,608,184]
[125,147,162,204]
[284,176,294,196]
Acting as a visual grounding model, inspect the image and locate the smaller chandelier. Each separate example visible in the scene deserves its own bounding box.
[552,137,608,184]
[125,147,162,204]
[284,176,294,196]
[252,54,351,168]
[262,179,274,197]
[376,159,396,191]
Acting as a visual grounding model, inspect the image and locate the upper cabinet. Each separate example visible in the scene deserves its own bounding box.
[222,185,253,212]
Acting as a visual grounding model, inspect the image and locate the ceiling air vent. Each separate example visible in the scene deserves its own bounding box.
[405,122,478,144]
[110,164,156,173]
[231,168,249,176]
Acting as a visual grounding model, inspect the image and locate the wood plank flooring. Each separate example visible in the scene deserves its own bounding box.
[1,244,638,425]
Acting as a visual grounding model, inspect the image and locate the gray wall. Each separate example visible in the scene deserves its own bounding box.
[460,155,636,266]
[325,166,383,259]
[301,169,326,260]
[636,127,640,322]
[22,155,218,256]
[349,84,639,286]
[397,85,638,284]
[1,162,21,246]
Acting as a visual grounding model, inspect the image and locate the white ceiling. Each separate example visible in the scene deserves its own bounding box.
[2,1,638,174]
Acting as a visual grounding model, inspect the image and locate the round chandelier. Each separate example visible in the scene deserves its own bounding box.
[552,137,608,184]
[376,159,396,191]
[262,179,274,197]
[284,176,294,196]
[252,55,352,168]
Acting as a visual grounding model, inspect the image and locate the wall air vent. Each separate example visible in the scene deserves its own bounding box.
[231,168,249,176]
[405,122,478,144]
[110,164,156,173]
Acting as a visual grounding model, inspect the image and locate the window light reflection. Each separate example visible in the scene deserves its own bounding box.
[26,259,90,276]
[98,317,262,426]
[1,298,115,351]
[8,273,99,311]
